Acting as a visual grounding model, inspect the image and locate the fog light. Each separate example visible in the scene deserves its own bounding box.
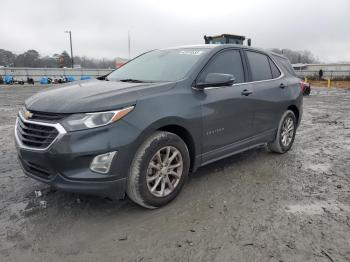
[90,151,117,174]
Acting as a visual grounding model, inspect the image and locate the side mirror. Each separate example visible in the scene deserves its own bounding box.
[195,73,235,89]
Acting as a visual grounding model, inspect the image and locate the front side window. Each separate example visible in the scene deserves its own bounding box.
[246,51,273,81]
[107,48,209,82]
[198,50,245,84]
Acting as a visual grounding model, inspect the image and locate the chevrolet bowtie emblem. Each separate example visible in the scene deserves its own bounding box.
[24,110,33,120]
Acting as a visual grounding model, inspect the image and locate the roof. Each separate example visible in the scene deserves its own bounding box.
[161,44,289,59]
[161,44,217,50]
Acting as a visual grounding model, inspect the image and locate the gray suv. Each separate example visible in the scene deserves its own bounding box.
[15,45,302,208]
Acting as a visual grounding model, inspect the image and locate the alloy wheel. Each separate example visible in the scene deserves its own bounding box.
[281,117,294,147]
[146,146,183,197]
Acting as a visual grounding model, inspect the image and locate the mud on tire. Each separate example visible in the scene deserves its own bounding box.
[127,131,190,209]
[267,110,297,154]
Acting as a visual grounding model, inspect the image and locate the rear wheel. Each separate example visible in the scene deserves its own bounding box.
[267,110,297,153]
[127,131,190,209]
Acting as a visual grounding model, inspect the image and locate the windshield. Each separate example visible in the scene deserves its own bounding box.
[107,48,209,82]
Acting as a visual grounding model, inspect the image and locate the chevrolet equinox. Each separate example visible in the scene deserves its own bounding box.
[15,45,302,208]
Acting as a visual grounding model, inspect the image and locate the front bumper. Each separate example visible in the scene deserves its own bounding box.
[18,155,127,199]
[15,115,142,199]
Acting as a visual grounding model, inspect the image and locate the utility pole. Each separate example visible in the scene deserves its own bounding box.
[128,31,131,59]
[64,30,74,68]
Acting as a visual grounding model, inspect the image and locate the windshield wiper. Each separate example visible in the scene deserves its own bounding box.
[119,78,149,83]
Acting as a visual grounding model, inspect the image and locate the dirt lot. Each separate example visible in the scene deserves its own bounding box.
[0,85,349,262]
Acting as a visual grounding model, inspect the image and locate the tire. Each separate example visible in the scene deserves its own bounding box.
[127,131,190,209]
[267,110,297,154]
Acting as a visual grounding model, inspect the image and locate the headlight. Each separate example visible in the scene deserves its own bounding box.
[62,106,134,131]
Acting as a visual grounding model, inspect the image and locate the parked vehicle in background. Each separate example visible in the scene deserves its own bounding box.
[15,44,303,209]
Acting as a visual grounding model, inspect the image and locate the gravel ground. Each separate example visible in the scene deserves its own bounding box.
[0,85,349,262]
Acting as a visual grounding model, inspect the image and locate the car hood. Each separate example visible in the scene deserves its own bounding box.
[25,79,175,113]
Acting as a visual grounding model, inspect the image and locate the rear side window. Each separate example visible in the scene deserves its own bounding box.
[269,59,281,78]
[246,51,272,81]
[198,50,245,84]
[272,55,297,76]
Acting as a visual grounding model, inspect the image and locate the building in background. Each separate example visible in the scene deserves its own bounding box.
[292,63,350,80]
[292,63,350,71]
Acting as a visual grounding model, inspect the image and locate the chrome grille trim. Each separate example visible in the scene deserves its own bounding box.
[15,111,67,151]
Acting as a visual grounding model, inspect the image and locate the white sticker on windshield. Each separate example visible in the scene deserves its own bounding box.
[179,50,203,56]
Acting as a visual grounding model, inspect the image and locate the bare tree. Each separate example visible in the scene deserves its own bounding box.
[270,48,318,64]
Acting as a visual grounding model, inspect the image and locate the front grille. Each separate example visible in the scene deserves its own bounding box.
[16,117,59,149]
[20,158,54,180]
[29,111,68,122]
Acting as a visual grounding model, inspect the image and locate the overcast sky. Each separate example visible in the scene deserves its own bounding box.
[1,0,349,62]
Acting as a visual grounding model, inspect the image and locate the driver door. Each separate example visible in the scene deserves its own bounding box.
[198,49,255,162]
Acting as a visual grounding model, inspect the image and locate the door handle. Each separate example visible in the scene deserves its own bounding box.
[241,89,253,96]
[279,83,287,89]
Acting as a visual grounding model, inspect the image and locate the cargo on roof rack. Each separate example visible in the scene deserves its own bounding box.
[204,34,251,46]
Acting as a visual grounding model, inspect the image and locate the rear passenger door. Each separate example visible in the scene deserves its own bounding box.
[244,50,286,135]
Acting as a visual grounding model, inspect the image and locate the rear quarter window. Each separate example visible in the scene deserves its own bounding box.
[272,55,297,77]
[269,59,281,78]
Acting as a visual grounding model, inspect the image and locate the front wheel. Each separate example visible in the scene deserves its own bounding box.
[127,131,190,209]
[267,110,297,153]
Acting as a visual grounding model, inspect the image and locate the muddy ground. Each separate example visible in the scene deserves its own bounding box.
[0,85,349,262]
